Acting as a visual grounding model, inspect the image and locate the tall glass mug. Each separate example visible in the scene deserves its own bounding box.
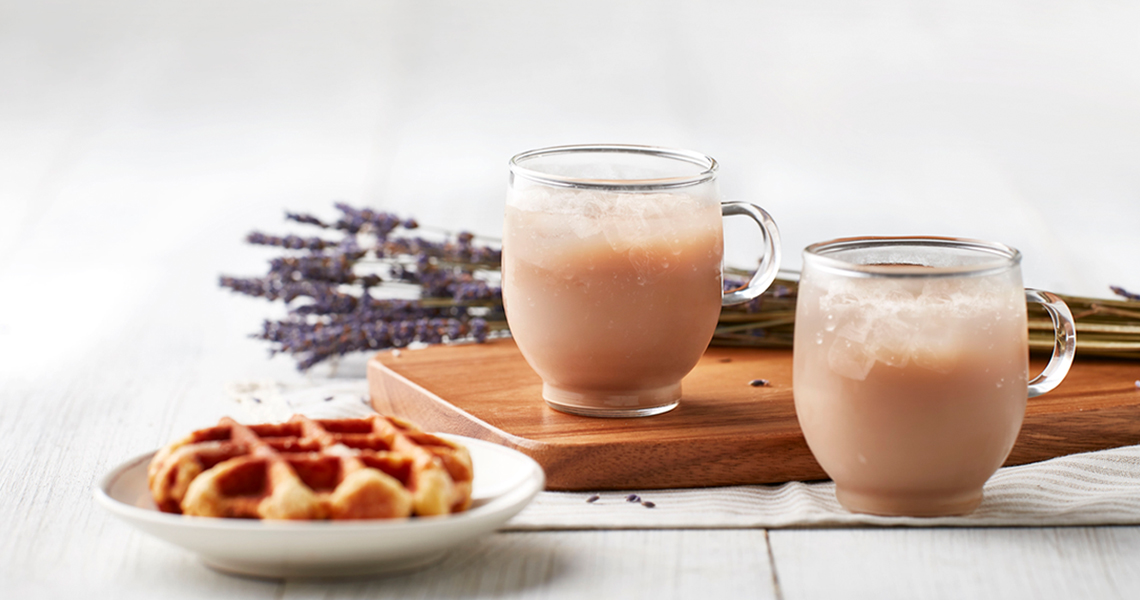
[793,237,1076,516]
[504,144,781,417]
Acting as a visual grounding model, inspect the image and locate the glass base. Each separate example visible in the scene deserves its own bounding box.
[835,486,984,517]
[542,382,681,418]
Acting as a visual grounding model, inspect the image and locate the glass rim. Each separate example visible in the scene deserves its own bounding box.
[802,236,1022,278]
[509,144,718,190]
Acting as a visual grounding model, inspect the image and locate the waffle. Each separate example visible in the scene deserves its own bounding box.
[147,414,473,520]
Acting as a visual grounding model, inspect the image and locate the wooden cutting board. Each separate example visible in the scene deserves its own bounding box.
[368,339,1140,490]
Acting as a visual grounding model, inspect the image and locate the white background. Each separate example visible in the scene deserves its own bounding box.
[4,1,1139,382]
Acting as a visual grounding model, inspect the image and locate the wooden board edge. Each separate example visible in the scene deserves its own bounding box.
[1008,400,1140,466]
[368,352,824,490]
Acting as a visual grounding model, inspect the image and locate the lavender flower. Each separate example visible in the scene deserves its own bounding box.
[223,203,503,370]
[245,231,336,251]
[1111,286,1140,302]
[285,212,329,228]
[471,318,488,342]
[269,255,359,285]
[378,235,501,266]
[333,203,406,237]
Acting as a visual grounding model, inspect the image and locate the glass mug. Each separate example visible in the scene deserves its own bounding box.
[793,236,1076,516]
[503,144,781,417]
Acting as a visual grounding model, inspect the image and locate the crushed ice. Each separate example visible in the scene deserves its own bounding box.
[818,277,1011,380]
[510,188,716,285]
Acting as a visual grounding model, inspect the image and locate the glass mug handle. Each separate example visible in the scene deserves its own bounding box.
[721,201,782,306]
[1026,288,1077,398]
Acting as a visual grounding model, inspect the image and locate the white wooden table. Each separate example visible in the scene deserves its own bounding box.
[3,2,1139,598]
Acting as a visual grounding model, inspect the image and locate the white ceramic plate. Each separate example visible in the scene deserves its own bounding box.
[94,435,544,578]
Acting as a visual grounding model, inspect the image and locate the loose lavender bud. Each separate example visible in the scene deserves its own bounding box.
[625,494,640,503]
[750,379,770,387]
[586,495,600,503]
[641,501,656,508]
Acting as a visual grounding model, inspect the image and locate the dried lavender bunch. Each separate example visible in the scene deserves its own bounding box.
[1030,288,1140,359]
[712,270,799,349]
[716,269,1140,360]
[221,203,504,370]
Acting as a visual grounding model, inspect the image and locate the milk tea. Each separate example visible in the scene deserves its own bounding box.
[503,186,723,415]
[793,268,1028,516]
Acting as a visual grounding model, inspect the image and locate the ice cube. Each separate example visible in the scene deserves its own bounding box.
[819,291,859,310]
[599,197,650,253]
[866,315,913,368]
[828,336,876,381]
[818,290,861,336]
[836,318,871,344]
[568,214,603,240]
[601,217,640,253]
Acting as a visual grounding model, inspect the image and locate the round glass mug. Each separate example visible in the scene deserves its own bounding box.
[503,144,781,417]
[793,236,1076,516]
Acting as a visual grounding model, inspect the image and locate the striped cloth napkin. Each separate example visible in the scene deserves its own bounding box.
[228,379,1140,528]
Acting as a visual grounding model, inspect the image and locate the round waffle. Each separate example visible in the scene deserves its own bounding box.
[147,414,473,520]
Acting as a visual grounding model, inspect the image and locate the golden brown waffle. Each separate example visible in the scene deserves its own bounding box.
[147,414,473,520]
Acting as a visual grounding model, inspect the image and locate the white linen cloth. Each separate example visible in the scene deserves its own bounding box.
[228,379,1140,528]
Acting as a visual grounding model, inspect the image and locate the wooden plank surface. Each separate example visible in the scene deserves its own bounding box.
[369,339,1140,490]
[278,531,778,600]
[769,528,1140,600]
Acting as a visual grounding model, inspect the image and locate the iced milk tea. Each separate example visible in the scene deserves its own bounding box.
[794,261,1029,516]
[503,187,724,415]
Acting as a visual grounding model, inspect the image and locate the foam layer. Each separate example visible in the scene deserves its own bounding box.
[508,187,716,214]
[814,276,1024,380]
